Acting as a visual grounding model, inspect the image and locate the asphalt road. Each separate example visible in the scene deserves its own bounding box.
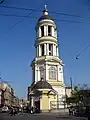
[0,113,87,120]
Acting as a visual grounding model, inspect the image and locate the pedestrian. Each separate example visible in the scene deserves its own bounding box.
[31,106,34,114]
[10,107,13,116]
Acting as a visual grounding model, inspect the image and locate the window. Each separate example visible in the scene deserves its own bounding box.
[41,44,44,56]
[40,67,44,80]
[49,44,53,55]
[41,26,44,37]
[48,26,52,36]
[49,66,56,80]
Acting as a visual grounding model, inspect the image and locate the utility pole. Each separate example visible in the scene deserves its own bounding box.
[70,77,73,94]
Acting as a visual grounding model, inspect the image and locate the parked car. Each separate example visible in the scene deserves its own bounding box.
[2,106,9,113]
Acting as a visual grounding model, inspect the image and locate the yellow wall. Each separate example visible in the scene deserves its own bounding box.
[42,94,49,111]
[41,92,58,111]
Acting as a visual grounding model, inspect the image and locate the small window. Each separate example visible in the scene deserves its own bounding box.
[48,26,52,36]
[40,67,44,80]
[41,26,44,37]
[49,66,56,80]
[41,44,44,56]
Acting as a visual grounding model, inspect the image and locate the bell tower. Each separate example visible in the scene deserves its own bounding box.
[31,6,65,108]
[31,6,64,83]
[35,5,58,58]
[31,6,64,85]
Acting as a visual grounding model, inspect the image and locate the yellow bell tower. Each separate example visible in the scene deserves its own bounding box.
[30,6,65,112]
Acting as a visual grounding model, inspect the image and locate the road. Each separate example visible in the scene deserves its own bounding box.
[0,113,87,120]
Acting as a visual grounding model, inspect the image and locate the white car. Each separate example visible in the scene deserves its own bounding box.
[2,106,9,112]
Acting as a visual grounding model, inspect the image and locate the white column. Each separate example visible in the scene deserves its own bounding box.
[35,64,37,82]
[39,45,41,56]
[40,97,42,110]
[53,44,57,56]
[55,29,57,38]
[44,26,47,36]
[31,97,34,107]
[39,27,41,37]
[47,44,49,55]
[56,30,57,38]
[57,47,59,57]
[44,44,46,55]
[52,27,54,37]
[46,25,48,36]
[57,66,60,81]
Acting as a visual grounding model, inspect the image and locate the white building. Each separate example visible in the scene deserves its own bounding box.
[29,6,66,112]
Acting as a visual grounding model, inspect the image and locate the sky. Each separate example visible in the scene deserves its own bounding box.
[0,0,90,98]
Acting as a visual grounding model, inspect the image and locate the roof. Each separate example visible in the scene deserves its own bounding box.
[38,15,54,22]
[32,81,53,90]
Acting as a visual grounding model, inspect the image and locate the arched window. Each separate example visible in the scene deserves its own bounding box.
[49,66,56,80]
[39,67,44,80]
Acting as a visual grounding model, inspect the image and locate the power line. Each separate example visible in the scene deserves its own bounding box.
[76,44,90,59]
[0,13,84,24]
[0,5,84,18]
[9,11,33,29]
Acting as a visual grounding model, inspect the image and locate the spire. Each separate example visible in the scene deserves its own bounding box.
[43,5,48,15]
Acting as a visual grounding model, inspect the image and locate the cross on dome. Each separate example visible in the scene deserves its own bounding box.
[43,5,48,15]
[44,5,47,9]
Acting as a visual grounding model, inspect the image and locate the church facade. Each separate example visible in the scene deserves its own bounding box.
[29,6,65,112]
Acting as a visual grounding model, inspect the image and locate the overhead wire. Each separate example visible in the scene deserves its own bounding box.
[0,13,84,24]
[76,45,90,59]
[9,11,33,29]
[0,5,84,18]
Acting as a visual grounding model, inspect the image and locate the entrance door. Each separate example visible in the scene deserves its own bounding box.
[35,100,40,113]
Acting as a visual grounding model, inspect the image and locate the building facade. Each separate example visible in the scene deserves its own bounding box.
[0,82,14,107]
[29,6,66,112]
